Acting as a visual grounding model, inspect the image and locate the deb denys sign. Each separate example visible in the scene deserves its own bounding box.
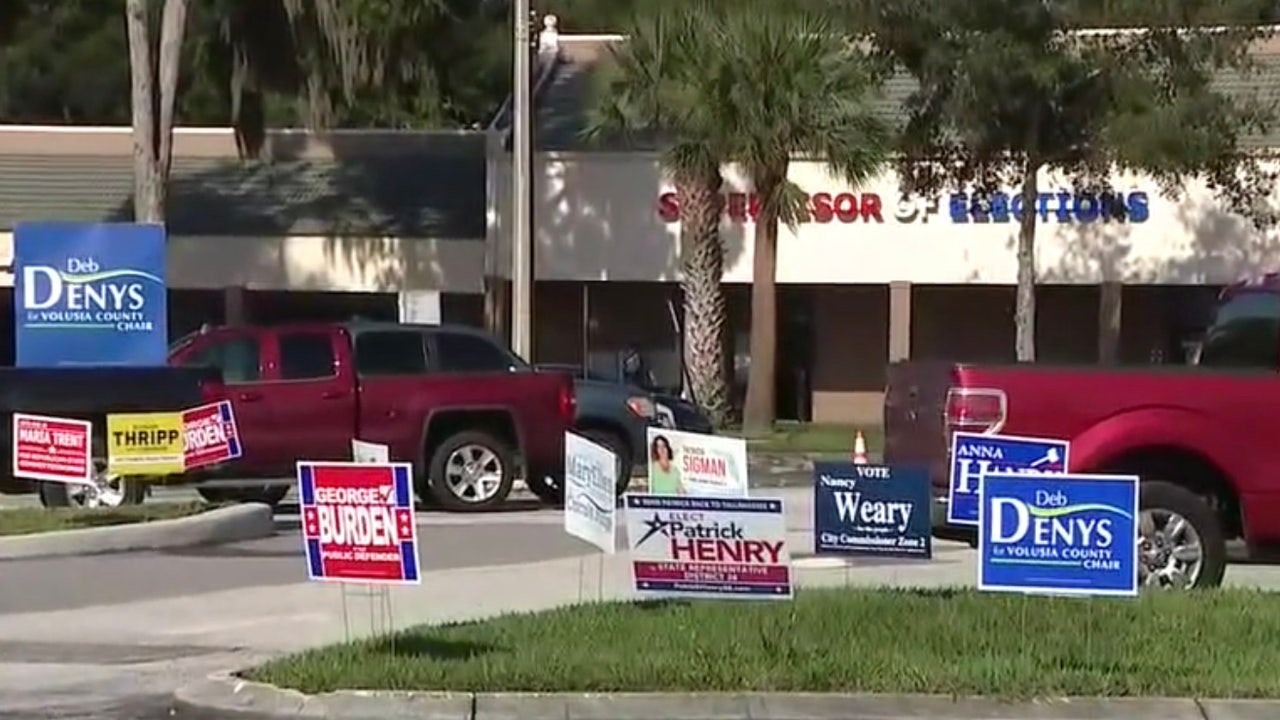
[979,472,1139,597]
[13,222,168,367]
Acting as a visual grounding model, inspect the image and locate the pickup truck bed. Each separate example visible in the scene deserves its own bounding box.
[885,359,1280,589]
[0,366,216,496]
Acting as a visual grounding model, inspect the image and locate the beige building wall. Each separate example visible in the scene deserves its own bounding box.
[0,232,486,293]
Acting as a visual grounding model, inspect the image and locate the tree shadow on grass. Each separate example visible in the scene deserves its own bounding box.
[893,587,967,600]
[369,633,500,661]
[632,598,692,612]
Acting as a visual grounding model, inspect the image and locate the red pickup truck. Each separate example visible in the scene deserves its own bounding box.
[169,321,575,511]
[885,279,1280,590]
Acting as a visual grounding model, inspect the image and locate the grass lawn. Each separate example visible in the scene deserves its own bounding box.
[0,501,215,537]
[729,422,882,456]
[247,587,1280,698]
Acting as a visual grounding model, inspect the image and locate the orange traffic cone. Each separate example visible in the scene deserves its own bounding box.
[853,430,869,465]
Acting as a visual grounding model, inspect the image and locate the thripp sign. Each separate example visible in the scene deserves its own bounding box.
[14,222,168,367]
[978,472,1139,597]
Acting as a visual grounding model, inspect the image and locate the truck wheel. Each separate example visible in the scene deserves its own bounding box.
[524,473,564,506]
[578,428,634,496]
[233,485,290,508]
[428,431,516,512]
[197,488,236,504]
[39,477,145,509]
[1140,480,1226,590]
[198,486,289,508]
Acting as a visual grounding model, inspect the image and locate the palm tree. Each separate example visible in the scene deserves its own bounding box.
[584,1,736,428]
[712,6,891,432]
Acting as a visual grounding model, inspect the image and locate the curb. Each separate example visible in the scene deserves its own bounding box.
[0,503,275,560]
[172,672,1280,720]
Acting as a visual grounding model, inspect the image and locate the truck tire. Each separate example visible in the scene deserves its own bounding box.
[428,431,516,512]
[39,478,145,508]
[197,488,236,504]
[524,472,564,506]
[198,485,289,508]
[1140,480,1226,590]
[578,428,634,496]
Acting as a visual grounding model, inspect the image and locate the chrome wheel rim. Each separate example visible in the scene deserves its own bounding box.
[68,457,127,508]
[1138,508,1204,589]
[443,444,503,502]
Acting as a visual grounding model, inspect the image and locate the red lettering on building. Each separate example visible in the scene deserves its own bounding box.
[657,191,884,224]
[670,537,784,564]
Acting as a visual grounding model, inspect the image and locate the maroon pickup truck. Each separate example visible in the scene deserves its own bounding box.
[170,321,575,512]
[885,279,1280,589]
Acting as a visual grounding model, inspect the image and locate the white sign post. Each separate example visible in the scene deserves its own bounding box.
[351,439,390,464]
[564,432,617,602]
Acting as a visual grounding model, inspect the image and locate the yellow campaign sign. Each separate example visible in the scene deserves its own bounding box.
[106,412,184,476]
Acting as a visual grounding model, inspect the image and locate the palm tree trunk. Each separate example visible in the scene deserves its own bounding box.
[126,0,161,223]
[677,169,732,428]
[742,174,782,433]
[1015,161,1039,362]
[125,0,188,223]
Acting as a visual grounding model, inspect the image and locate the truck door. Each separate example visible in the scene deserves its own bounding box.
[350,329,432,459]
[259,327,356,468]
[169,328,273,476]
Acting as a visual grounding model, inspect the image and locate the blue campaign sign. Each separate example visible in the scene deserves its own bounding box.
[14,222,168,367]
[813,462,931,559]
[978,472,1139,597]
[947,432,1070,526]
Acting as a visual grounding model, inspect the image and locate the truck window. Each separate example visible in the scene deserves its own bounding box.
[355,331,428,375]
[1198,292,1280,370]
[179,337,261,384]
[434,331,521,373]
[278,333,337,379]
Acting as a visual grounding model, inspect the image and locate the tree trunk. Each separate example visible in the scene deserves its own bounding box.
[1098,281,1122,364]
[1014,162,1039,362]
[676,169,732,428]
[125,0,188,224]
[126,0,161,223]
[155,0,189,184]
[742,173,782,433]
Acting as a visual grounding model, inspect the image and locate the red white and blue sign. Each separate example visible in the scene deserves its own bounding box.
[948,432,1069,527]
[624,494,792,600]
[298,461,420,585]
[182,401,242,471]
[978,472,1139,597]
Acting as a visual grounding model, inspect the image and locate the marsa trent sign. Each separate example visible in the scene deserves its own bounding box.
[656,189,1150,225]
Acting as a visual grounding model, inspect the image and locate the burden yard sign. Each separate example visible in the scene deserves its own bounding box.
[182,401,242,471]
[298,461,420,585]
[625,494,792,600]
[11,412,92,484]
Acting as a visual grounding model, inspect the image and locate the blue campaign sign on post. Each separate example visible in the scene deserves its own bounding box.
[813,462,931,559]
[978,472,1139,597]
[14,222,168,367]
[947,432,1069,526]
